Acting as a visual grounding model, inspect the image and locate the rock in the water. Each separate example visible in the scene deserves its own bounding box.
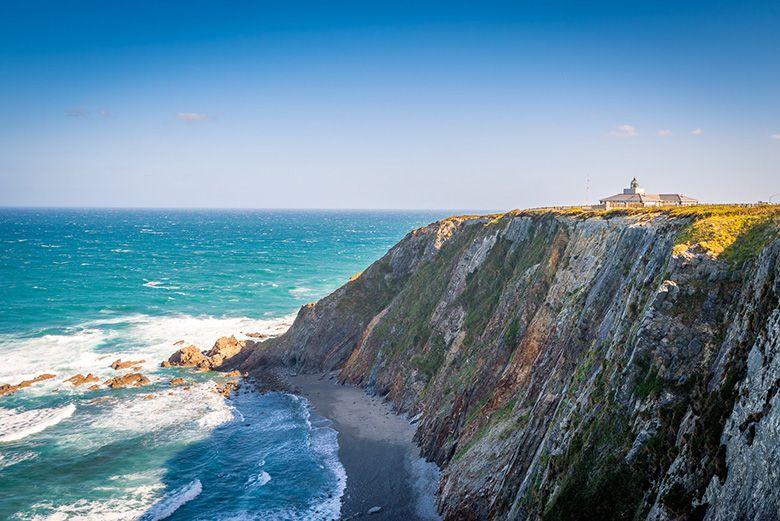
[160,361,171,368]
[0,373,56,396]
[206,335,243,368]
[66,373,100,386]
[104,373,150,389]
[225,370,242,377]
[166,345,211,369]
[214,381,239,398]
[367,506,382,514]
[169,377,187,387]
[245,332,268,340]
[110,359,145,370]
[144,394,154,400]
[88,384,101,391]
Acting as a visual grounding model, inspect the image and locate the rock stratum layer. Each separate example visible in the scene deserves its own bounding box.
[240,206,780,520]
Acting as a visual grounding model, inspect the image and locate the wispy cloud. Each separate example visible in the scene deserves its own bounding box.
[176,112,209,123]
[99,109,110,118]
[691,128,703,136]
[65,107,88,118]
[771,133,780,140]
[609,124,637,138]
[657,129,672,137]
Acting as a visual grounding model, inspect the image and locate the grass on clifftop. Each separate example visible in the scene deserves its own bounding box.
[670,206,780,266]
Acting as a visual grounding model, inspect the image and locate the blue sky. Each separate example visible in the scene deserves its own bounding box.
[1,1,778,209]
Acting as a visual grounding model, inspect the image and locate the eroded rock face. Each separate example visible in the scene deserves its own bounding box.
[165,336,249,372]
[104,373,150,389]
[0,374,56,396]
[237,211,780,520]
[66,373,100,386]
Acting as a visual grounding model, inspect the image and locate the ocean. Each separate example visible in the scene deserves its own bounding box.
[0,208,448,520]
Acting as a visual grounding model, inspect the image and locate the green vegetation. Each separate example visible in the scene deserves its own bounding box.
[672,206,779,263]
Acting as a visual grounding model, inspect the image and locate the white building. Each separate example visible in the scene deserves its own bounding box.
[599,178,698,209]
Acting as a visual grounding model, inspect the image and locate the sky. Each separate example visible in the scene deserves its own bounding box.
[0,1,778,210]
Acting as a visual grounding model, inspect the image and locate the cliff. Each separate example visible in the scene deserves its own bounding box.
[240,205,780,520]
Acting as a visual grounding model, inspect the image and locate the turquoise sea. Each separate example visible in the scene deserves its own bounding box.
[0,209,448,520]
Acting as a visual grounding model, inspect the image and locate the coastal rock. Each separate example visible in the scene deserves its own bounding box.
[104,373,150,389]
[66,373,100,386]
[206,336,243,368]
[225,370,242,377]
[88,384,101,391]
[0,373,56,396]
[246,332,268,340]
[166,345,211,369]
[214,381,239,398]
[170,377,187,386]
[110,359,145,370]
[160,361,171,368]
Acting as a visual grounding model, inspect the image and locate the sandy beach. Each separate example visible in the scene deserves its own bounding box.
[289,373,441,521]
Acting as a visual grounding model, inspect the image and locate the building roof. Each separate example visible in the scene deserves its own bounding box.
[599,192,698,203]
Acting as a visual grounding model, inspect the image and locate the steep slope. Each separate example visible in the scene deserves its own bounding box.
[241,206,780,520]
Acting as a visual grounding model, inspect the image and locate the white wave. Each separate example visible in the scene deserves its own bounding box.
[0,313,293,391]
[143,280,163,288]
[0,450,37,468]
[140,479,202,521]
[0,404,76,442]
[288,286,314,297]
[22,482,164,521]
[245,470,271,488]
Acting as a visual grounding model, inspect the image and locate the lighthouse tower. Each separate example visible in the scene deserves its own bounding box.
[623,177,645,195]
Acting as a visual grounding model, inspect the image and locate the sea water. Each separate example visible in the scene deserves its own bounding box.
[0,209,448,520]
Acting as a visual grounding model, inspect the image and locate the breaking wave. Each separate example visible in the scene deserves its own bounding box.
[0,404,76,442]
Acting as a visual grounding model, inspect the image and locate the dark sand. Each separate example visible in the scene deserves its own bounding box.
[289,373,441,521]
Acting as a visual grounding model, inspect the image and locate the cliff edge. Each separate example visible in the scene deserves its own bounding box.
[241,205,780,520]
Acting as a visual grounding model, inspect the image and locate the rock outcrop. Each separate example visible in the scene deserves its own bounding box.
[165,336,252,371]
[104,373,150,389]
[110,359,145,370]
[0,374,56,396]
[238,206,780,520]
[66,373,100,386]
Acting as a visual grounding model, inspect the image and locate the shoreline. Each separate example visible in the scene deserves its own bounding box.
[288,372,441,521]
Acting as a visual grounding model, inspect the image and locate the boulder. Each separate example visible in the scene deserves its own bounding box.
[110,359,145,370]
[245,332,268,340]
[166,345,211,369]
[225,370,242,377]
[66,373,100,386]
[0,373,56,397]
[160,361,171,368]
[169,377,187,387]
[206,336,243,367]
[104,373,150,389]
[214,381,239,398]
[88,384,101,391]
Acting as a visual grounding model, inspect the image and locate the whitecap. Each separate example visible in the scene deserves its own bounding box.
[0,404,76,442]
[140,479,202,521]
[0,450,37,469]
[245,470,271,488]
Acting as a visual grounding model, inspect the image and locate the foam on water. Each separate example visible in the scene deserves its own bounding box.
[0,313,293,395]
[140,479,203,521]
[0,404,76,442]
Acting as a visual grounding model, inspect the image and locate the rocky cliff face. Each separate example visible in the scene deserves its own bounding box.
[241,207,780,520]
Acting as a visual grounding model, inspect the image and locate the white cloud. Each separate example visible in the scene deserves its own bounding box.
[609,124,637,138]
[657,129,672,137]
[771,133,780,140]
[65,107,88,118]
[176,112,208,122]
[691,128,703,136]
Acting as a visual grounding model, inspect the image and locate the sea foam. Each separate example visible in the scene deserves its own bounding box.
[0,404,76,442]
[140,479,202,521]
